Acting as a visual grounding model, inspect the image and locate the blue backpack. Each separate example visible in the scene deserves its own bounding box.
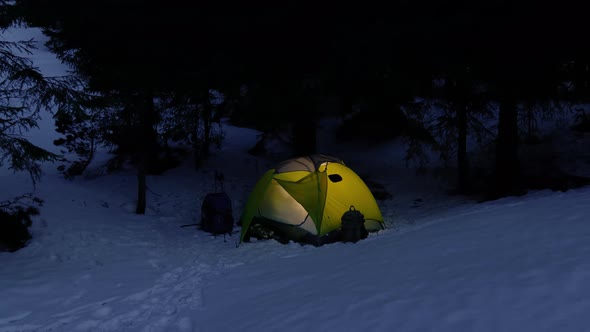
[200,171,234,240]
[201,192,234,236]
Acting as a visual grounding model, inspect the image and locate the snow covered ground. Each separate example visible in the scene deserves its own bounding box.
[2,27,590,332]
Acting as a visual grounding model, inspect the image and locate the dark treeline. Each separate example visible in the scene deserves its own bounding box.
[4,1,590,210]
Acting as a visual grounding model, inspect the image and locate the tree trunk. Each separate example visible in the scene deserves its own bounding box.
[447,72,471,194]
[202,90,212,158]
[191,102,201,170]
[340,90,354,116]
[194,90,212,170]
[136,158,146,214]
[291,86,317,156]
[135,92,156,214]
[292,117,316,156]
[494,95,520,197]
[456,104,469,193]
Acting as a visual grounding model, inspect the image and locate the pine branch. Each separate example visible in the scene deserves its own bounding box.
[0,193,43,212]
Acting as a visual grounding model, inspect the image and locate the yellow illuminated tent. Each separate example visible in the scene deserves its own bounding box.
[239,154,385,246]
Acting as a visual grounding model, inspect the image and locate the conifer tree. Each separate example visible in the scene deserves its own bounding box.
[1,5,84,250]
[13,0,235,213]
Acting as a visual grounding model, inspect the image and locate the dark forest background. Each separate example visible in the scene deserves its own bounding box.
[2,0,589,225]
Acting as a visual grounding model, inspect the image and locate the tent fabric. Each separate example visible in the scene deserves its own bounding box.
[239,154,385,245]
